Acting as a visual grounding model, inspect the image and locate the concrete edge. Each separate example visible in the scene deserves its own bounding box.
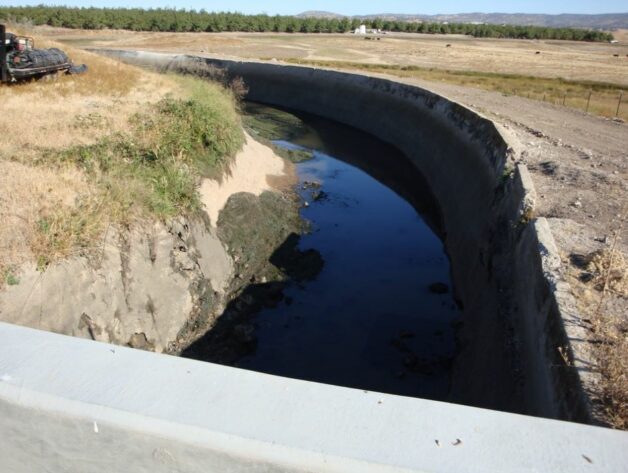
[1,321,626,472]
[516,164,601,422]
[534,217,603,419]
[0,380,401,473]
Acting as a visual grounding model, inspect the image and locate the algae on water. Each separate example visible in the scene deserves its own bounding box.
[242,102,315,163]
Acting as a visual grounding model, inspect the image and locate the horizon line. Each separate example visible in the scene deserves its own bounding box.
[1,5,627,16]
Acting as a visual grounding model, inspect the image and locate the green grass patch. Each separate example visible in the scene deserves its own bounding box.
[32,75,244,268]
[3,268,20,286]
[242,102,307,142]
[242,102,314,163]
[58,76,244,220]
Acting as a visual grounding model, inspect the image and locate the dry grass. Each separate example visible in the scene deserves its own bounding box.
[612,29,628,42]
[567,209,628,430]
[588,248,628,296]
[44,27,628,119]
[0,160,90,279]
[0,25,181,160]
[591,265,628,428]
[281,58,628,121]
[41,28,628,84]
[0,28,244,284]
[8,25,140,96]
[0,26,185,283]
[589,211,628,430]
[596,331,628,430]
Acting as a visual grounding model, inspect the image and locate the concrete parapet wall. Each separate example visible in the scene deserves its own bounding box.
[1,322,626,473]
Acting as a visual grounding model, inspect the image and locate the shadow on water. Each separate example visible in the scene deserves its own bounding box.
[183,233,324,365]
[183,103,460,400]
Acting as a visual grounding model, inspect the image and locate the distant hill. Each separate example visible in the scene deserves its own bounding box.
[297,11,345,20]
[296,11,628,30]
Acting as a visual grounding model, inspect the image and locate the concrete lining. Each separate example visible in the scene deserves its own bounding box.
[1,322,626,473]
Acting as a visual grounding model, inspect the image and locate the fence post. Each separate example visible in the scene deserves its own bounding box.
[586,91,592,113]
[562,94,566,106]
[616,92,623,117]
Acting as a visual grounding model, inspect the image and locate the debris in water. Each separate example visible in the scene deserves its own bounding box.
[302,180,321,190]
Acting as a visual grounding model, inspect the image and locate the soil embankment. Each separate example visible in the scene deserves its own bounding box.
[0,34,303,360]
[0,133,296,353]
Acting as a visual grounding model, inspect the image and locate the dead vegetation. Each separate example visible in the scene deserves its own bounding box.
[566,211,627,429]
[40,27,628,120]
[587,248,628,295]
[42,27,628,84]
[0,27,243,285]
[0,161,90,280]
[588,215,627,430]
[0,31,178,160]
[0,29,177,282]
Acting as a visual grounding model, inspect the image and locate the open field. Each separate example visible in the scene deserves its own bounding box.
[613,29,628,42]
[39,28,628,83]
[37,27,628,120]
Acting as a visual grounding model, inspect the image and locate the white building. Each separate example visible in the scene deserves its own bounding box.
[354,24,367,35]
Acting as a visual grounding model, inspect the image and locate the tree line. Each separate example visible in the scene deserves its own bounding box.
[0,6,615,42]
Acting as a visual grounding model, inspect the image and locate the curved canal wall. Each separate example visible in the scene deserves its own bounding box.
[83,50,597,422]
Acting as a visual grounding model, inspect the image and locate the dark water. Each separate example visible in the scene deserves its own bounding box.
[230,105,460,399]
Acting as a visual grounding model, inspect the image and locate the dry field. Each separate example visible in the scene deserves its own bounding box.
[613,29,628,42]
[40,27,628,84]
[0,28,182,281]
[36,27,628,120]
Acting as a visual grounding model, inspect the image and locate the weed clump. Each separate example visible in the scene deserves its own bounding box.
[586,248,627,295]
[31,75,244,268]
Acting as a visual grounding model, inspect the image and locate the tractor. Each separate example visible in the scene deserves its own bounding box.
[1,24,86,83]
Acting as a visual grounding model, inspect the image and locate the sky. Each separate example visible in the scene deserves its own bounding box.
[3,1,627,16]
